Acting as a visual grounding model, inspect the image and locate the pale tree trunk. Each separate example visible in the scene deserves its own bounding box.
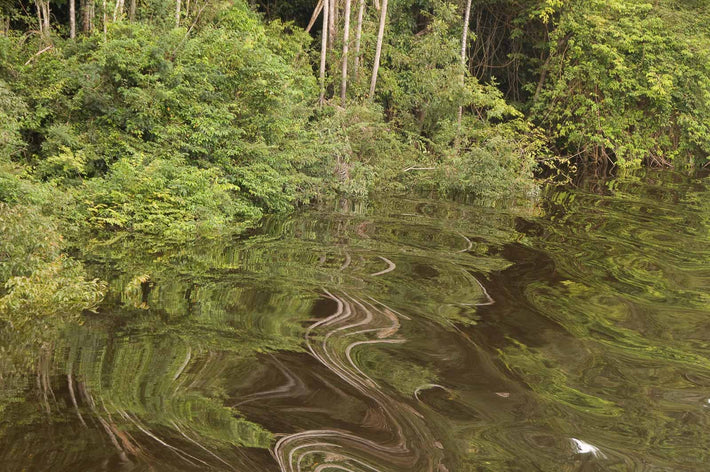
[70,0,76,38]
[340,0,352,106]
[353,0,365,81]
[113,0,124,21]
[305,0,324,33]
[175,0,180,27]
[458,0,472,124]
[82,0,93,32]
[328,0,335,50]
[369,0,388,98]
[35,0,50,38]
[35,0,43,35]
[102,0,107,40]
[43,2,50,34]
[129,0,136,21]
[319,0,330,106]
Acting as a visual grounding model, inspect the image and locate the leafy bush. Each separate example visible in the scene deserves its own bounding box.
[0,256,106,325]
[0,80,26,158]
[82,156,262,239]
[0,203,62,284]
[531,0,710,166]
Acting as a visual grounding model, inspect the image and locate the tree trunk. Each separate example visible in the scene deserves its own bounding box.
[175,0,180,27]
[340,0,352,106]
[42,1,50,36]
[82,0,93,32]
[328,0,335,50]
[369,0,388,98]
[129,0,136,21]
[305,0,324,33]
[319,0,330,106]
[113,0,124,21]
[35,0,43,36]
[102,0,107,40]
[70,0,76,38]
[458,0,472,124]
[35,0,51,38]
[353,0,365,81]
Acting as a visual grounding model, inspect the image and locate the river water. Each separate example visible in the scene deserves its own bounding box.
[1,169,709,471]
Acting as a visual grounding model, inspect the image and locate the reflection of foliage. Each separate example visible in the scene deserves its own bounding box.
[0,202,61,284]
[1,257,105,322]
[493,170,710,468]
[0,203,106,376]
[0,195,529,470]
[499,340,622,416]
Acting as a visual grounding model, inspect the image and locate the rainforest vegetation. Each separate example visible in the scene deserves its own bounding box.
[0,0,708,323]
[1,1,710,468]
[1,0,709,237]
[0,0,708,333]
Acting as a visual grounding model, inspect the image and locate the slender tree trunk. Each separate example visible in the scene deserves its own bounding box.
[112,0,124,21]
[82,0,92,32]
[369,0,388,98]
[35,0,44,36]
[458,0,472,124]
[175,0,180,27]
[353,0,365,81]
[128,0,136,21]
[340,0,352,106]
[305,0,324,33]
[70,0,76,38]
[102,0,107,40]
[328,0,335,50]
[43,1,50,35]
[319,0,330,106]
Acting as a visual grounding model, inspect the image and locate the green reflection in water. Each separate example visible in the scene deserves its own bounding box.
[1,170,709,471]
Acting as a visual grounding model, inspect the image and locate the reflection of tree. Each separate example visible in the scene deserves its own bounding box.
[495,170,710,469]
[0,196,526,471]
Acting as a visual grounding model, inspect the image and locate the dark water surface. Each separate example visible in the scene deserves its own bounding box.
[2,170,709,471]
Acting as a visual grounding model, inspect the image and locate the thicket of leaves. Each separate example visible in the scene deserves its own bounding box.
[529,0,710,166]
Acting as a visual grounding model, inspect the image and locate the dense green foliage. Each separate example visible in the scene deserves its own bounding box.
[530,0,710,166]
[1,0,707,245]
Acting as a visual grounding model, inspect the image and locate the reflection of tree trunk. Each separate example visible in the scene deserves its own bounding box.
[319,0,330,106]
[36,345,55,415]
[78,380,139,462]
[340,0,352,106]
[369,0,388,98]
[67,373,87,427]
[353,0,365,81]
